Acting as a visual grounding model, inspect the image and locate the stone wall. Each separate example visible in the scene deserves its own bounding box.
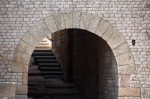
[0,0,149,98]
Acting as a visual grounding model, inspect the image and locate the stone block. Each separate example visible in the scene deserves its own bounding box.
[88,14,101,33]
[118,64,137,74]
[119,88,141,97]
[54,13,65,31]
[107,32,126,49]
[16,40,34,55]
[45,15,58,33]
[102,25,116,42]
[119,75,130,87]
[80,13,91,30]
[64,12,73,29]
[113,42,130,56]
[95,19,110,37]
[16,85,28,95]
[0,83,16,97]
[28,26,45,41]
[141,88,150,98]
[23,73,28,85]
[34,19,51,36]
[72,11,82,28]
[116,52,134,66]
[21,32,39,50]
[12,51,30,72]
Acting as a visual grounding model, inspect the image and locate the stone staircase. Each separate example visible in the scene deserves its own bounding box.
[28,38,84,99]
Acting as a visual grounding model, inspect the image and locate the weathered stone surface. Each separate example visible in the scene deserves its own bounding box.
[34,19,51,36]
[23,73,28,85]
[16,85,28,95]
[88,14,101,33]
[45,15,58,33]
[80,13,91,30]
[21,32,39,49]
[107,32,126,49]
[16,40,34,55]
[102,25,116,42]
[116,52,134,66]
[119,88,141,97]
[113,42,130,56]
[28,26,45,41]
[0,83,16,97]
[64,12,73,29]
[118,64,136,74]
[54,13,65,31]
[12,51,30,72]
[141,88,150,98]
[95,19,110,37]
[72,11,82,28]
[119,75,130,87]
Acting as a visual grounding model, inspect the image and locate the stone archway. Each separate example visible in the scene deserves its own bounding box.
[12,11,140,98]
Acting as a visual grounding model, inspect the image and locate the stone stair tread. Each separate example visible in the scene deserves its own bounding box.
[38,63,59,66]
[40,67,61,70]
[46,88,79,94]
[42,71,63,74]
[44,75,63,78]
[35,59,57,63]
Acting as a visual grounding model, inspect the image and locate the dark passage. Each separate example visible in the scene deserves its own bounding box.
[28,29,118,99]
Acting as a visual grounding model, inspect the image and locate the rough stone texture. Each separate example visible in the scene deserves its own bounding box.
[88,14,101,33]
[72,11,82,28]
[107,32,126,49]
[0,83,16,97]
[95,19,110,37]
[34,19,51,36]
[119,88,141,97]
[119,75,130,87]
[0,0,149,98]
[45,15,58,33]
[16,85,28,95]
[80,13,91,30]
[12,51,30,72]
[54,13,66,31]
[64,12,73,29]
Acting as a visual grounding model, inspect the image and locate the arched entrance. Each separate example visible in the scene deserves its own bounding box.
[12,12,139,98]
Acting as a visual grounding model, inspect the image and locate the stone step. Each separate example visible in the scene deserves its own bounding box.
[40,67,62,71]
[38,63,60,66]
[35,56,56,60]
[44,75,63,79]
[32,52,53,56]
[34,59,57,63]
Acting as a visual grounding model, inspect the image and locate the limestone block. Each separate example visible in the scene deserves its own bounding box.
[113,42,130,56]
[12,51,30,72]
[21,32,39,49]
[16,40,34,55]
[80,13,91,30]
[16,85,28,95]
[54,13,65,31]
[116,52,134,66]
[0,82,16,97]
[34,19,51,36]
[118,64,136,74]
[64,12,73,29]
[72,11,82,28]
[95,19,110,37]
[28,25,45,41]
[23,73,28,85]
[119,88,141,97]
[119,75,130,87]
[102,25,116,42]
[88,14,101,33]
[141,88,150,98]
[45,15,58,33]
[107,32,126,49]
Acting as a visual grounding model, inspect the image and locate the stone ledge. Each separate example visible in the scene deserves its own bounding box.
[0,82,16,97]
[119,88,141,97]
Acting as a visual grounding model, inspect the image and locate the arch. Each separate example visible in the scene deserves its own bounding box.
[12,11,140,98]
